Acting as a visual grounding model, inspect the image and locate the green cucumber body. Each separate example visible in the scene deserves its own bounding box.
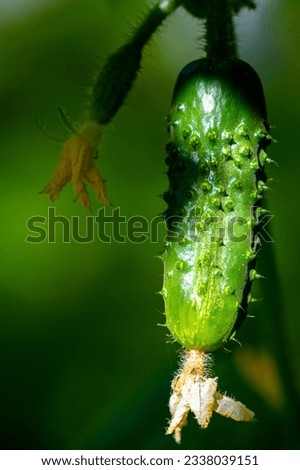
[163,58,269,352]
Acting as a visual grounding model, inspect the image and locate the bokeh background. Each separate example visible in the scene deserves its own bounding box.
[0,0,299,450]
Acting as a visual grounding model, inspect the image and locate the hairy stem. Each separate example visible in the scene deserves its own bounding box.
[205,0,237,58]
[92,0,181,125]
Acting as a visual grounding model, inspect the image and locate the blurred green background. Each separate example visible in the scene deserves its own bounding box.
[0,0,299,450]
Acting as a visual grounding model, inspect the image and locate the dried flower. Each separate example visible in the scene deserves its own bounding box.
[42,122,109,210]
[167,350,254,443]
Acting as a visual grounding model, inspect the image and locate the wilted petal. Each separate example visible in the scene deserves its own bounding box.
[42,149,72,201]
[85,163,110,206]
[189,377,217,429]
[214,392,255,422]
[42,122,109,209]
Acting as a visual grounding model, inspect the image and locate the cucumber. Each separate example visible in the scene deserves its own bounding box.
[163,58,270,352]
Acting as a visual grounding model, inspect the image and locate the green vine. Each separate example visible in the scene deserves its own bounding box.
[42,0,256,210]
[41,0,286,444]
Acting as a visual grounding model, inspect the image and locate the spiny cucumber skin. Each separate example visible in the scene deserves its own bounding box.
[163,58,270,352]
